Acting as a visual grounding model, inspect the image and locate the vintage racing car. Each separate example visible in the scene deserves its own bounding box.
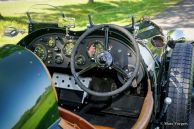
[0,4,193,129]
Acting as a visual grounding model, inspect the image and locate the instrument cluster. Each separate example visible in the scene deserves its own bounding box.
[27,33,77,68]
[28,33,111,69]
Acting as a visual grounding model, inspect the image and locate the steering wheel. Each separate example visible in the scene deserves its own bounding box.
[71,24,140,97]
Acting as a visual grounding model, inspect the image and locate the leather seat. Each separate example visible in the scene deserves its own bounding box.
[58,106,114,129]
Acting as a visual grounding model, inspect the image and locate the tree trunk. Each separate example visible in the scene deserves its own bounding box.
[0,13,3,20]
[88,0,94,3]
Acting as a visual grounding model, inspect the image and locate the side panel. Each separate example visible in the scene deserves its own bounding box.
[0,45,59,129]
[138,44,155,71]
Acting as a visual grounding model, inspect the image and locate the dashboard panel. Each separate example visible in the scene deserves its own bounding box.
[27,32,144,84]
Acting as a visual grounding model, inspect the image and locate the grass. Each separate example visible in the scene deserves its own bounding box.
[0,0,180,45]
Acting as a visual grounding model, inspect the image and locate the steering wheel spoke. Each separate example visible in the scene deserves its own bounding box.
[77,63,97,76]
[104,26,109,50]
[112,64,129,78]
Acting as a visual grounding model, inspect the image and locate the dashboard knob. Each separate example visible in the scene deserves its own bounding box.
[48,54,52,58]
[47,60,52,64]
[54,47,61,52]
[47,50,52,53]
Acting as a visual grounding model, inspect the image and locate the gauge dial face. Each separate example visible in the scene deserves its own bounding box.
[55,55,63,64]
[63,40,75,56]
[75,55,85,65]
[87,40,104,59]
[48,37,56,47]
[34,44,47,61]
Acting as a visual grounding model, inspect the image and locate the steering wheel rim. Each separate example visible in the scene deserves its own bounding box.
[71,24,140,97]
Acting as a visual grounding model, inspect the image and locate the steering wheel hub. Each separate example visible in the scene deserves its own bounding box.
[96,51,113,67]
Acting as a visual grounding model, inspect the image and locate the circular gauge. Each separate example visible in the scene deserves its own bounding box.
[34,44,47,61]
[63,40,75,56]
[87,40,104,59]
[75,55,85,65]
[55,55,63,64]
[48,37,56,47]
